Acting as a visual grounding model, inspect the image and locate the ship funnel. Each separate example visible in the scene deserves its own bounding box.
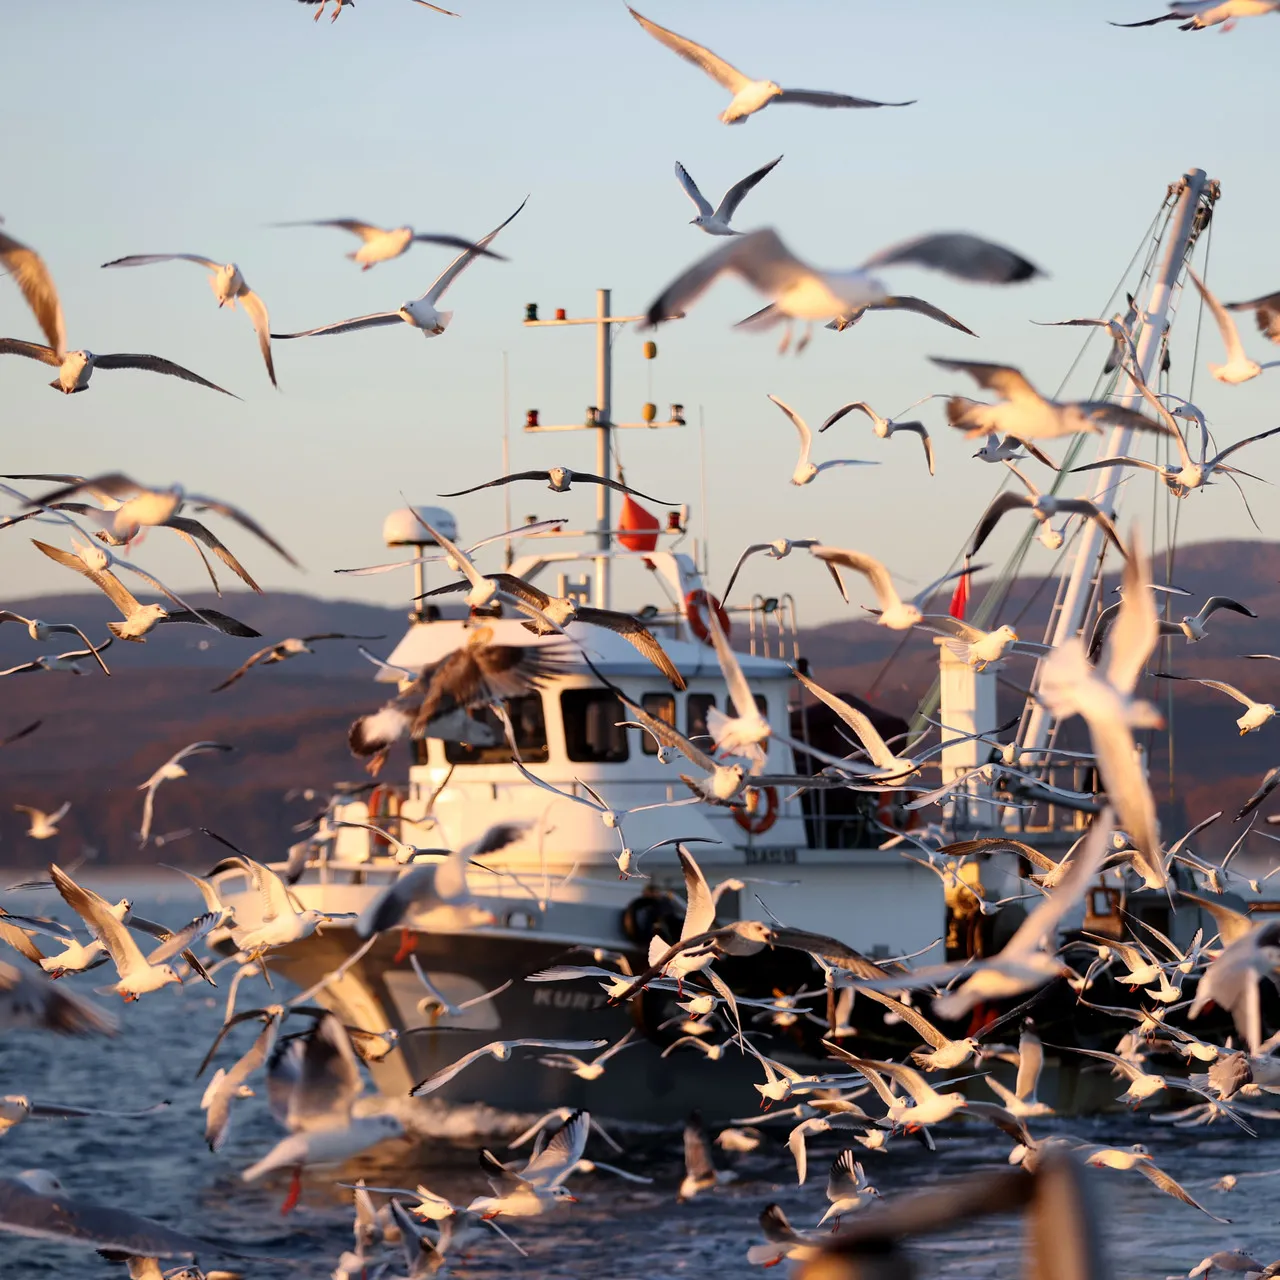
[383,506,458,548]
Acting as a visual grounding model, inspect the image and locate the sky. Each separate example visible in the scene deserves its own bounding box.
[5,0,1280,630]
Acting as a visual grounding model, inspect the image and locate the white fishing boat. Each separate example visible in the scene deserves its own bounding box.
[214,167,1274,1120]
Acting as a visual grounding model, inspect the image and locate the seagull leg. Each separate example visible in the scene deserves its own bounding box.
[777,322,792,357]
[795,324,812,355]
[1221,18,1236,31]
[281,1166,303,1214]
[393,928,419,965]
[314,2,325,19]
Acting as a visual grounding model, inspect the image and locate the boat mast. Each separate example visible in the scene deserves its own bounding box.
[1019,166,1211,755]
[523,289,685,611]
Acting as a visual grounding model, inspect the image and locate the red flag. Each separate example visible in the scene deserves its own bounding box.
[948,569,970,621]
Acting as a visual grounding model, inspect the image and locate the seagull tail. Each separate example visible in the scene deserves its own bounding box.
[106,622,145,642]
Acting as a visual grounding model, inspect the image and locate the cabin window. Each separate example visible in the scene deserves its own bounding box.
[726,693,768,718]
[639,693,676,756]
[442,695,548,765]
[686,693,716,745]
[561,690,629,763]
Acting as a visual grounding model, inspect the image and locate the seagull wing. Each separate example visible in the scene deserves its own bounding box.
[678,845,717,940]
[143,911,217,967]
[862,295,977,336]
[91,353,238,398]
[1187,267,1250,368]
[1188,678,1256,708]
[29,540,140,618]
[0,231,66,357]
[1014,1028,1044,1101]
[1052,500,1128,560]
[627,7,751,91]
[1198,595,1257,622]
[164,516,263,593]
[238,289,277,389]
[574,608,686,690]
[866,235,1041,284]
[722,544,771,601]
[768,394,812,474]
[184,495,298,567]
[616,691,718,773]
[289,1013,364,1130]
[809,546,903,614]
[272,311,404,338]
[1225,290,1280,344]
[210,645,278,692]
[792,668,895,769]
[819,402,878,433]
[100,253,220,270]
[705,603,760,732]
[1212,425,1280,467]
[1104,535,1157,695]
[674,163,713,217]
[859,987,949,1049]
[895,422,936,475]
[421,197,525,305]
[1136,1162,1230,1223]
[437,470,550,497]
[930,357,1041,403]
[682,1111,718,1182]
[776,88,916,109]
[525,1108,591,1184]
[645,229,806,328]
[716,155,782,221]
[49,864,150,981]
[971,491,1033,556]
[0,339,61,366]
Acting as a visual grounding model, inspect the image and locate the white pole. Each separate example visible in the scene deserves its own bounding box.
[595,288,613,609]
[1020,167,1207,754]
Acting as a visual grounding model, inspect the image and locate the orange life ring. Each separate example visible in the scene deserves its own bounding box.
[685,589,731,645]
[734,785,779,836]
[366,785,401,851]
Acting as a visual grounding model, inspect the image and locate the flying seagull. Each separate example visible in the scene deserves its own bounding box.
[211,633,384,692]
[0,228,235,397]
[276,218,502,270]
[1111,1,1280,31]
[0,612,109,675]
[819,398,935,475]
[674,156,781,235]
[272,198,523,344]
[1186,267,1280,385]
[138,742,235,844]
[809,546,979,630]
[1225,286,1280,345]
[101,253,278,388]
[644,228,1041,353]
[767,395,880,486]
[627,7,914,124]
[935,357,1171,442]
[440,466,671,503]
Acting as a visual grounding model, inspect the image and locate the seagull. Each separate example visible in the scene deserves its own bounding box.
[1034,306,1139,374]
[201,1018,275,1152]
[0,961,117,1034]
[49,864,216,1001]
[1186,267,1280,384]
[0,228,236,396]
[722,537,847,603]
[439,466,670,502]
[1086,587,1248,658]
[276,218,501,270]
[409,956,511,1019]
[1069,369,1280,503]
[626,7,914,123]
[678,1110,737,1201]
[767,394,881,486]
[808,545,977,629]
[645,229,1041,353]
[339,817,528,867]
[272,198,523,344]
[411,1039,607,1096]
[935,357,1168,442]
[210,850,352,954]
[538,1029,640,1080]
[0,1095,167,1136]
[985,1022,1053,1118]
[101,253,278,387]
[334,517,566,577]
[917,616,1046,671]
[970,461,1127,558]
[210,633,384,692]
[819,399,935,475]
[1112,1,1280,31]
[740,295,977,340]
[13,802,70,840]
[354,843,494,936]
[818,1151,881,1227]
[240,1015,406,1210]
[0,613,109,675]
[614,691,748,804]
[1155,673,1276,735]
[858,988,982,1070]
[30,541,258,643]
[25,473,298,568]
[467,1109,590,1217]
[747,1204,826,1266]
[791,668,920,780]
[0,637,112,678]
[1038,536,1167,887]
[691,606,771,768]
[674,156,782,235]
[1080,1145,1231,1222]
[138,743,234,845]
[420,571,685,688]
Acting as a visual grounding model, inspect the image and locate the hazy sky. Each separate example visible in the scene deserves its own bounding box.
[5,1,1279,629]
